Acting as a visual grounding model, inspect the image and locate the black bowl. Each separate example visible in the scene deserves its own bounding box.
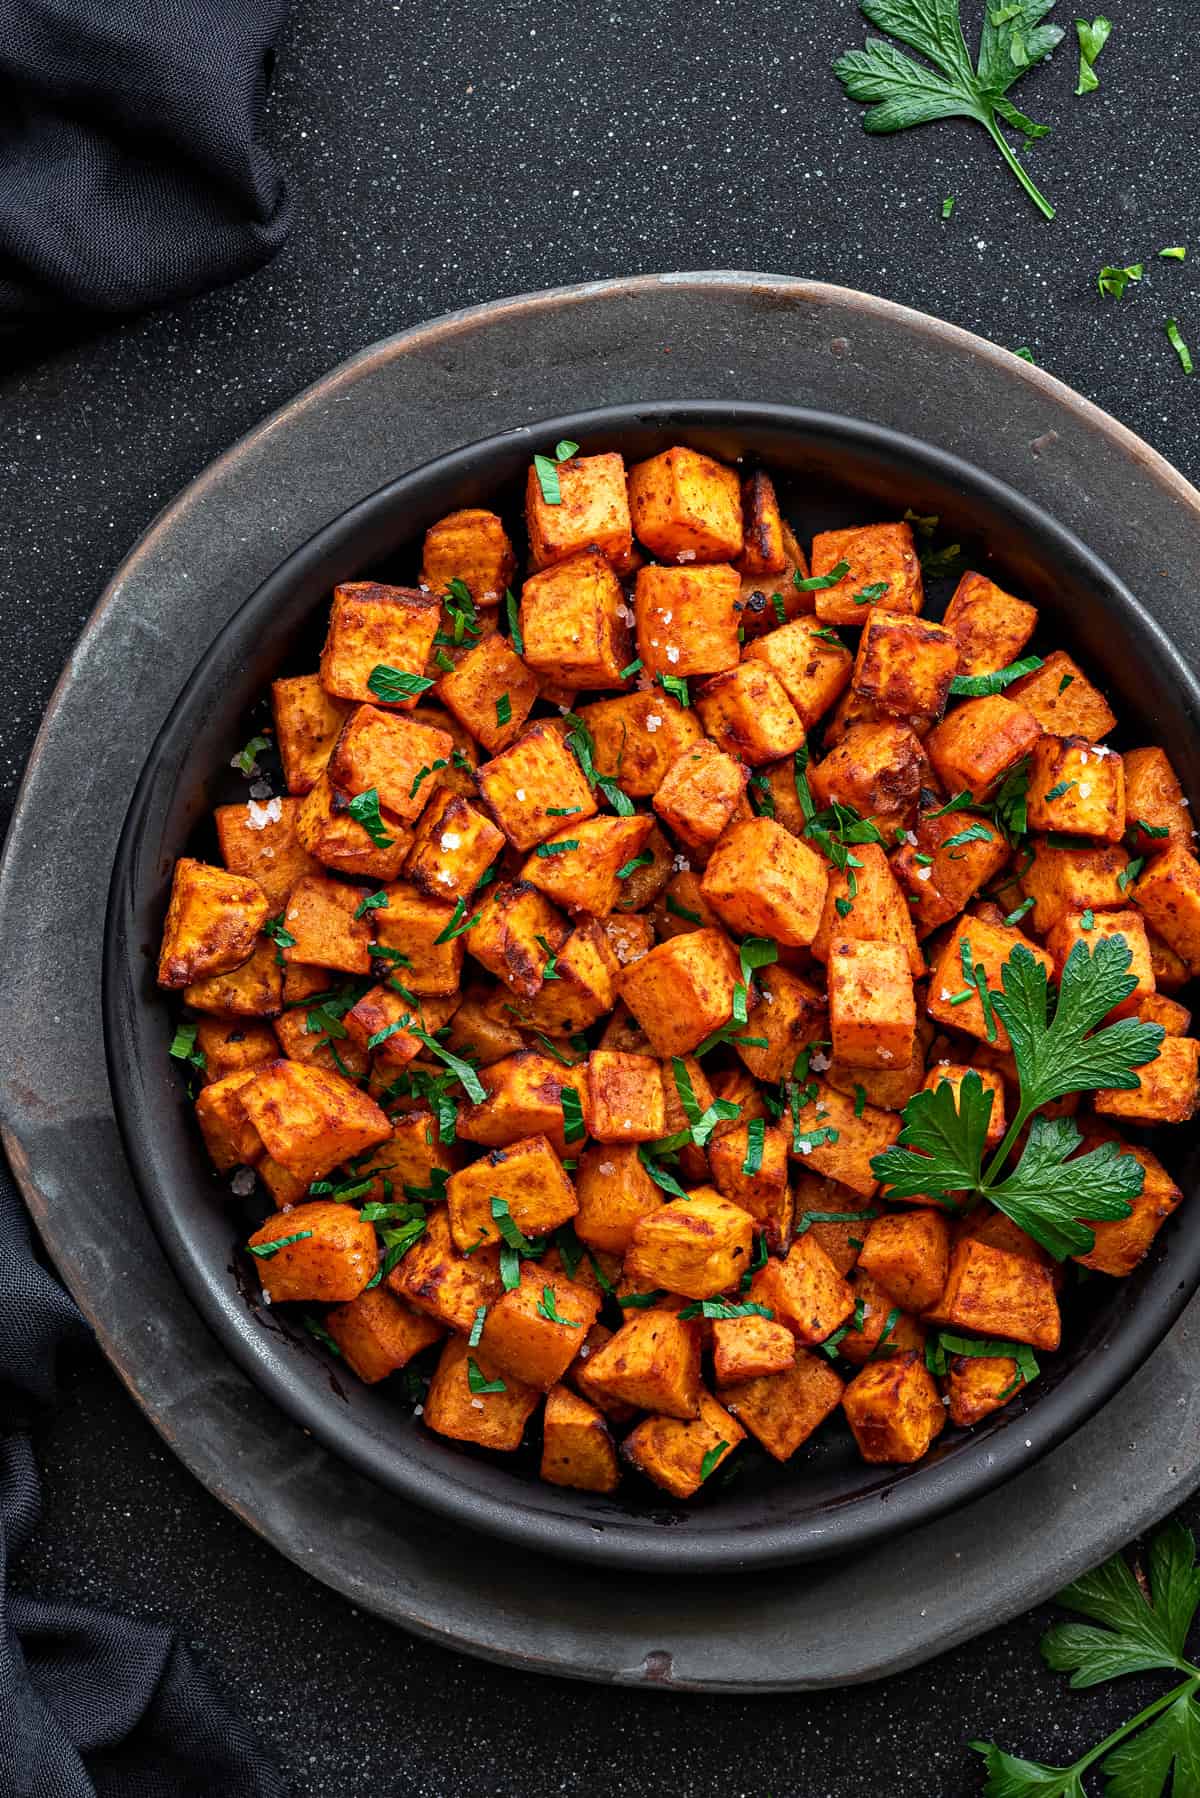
[103,401,1200,1572]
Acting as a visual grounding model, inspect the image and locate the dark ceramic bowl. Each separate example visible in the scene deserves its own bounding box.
[103,401,1200,1572]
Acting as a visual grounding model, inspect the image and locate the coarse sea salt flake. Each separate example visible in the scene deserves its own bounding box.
[230,1167,256,1196]
[598,1161,615,1176]
[246,797,282,830]
[676,550,696,564]
[1078,783,1092,799]
[645,714,663,732]
[916,866,933,882]
[440,832,462,850]
[810,1050,830,1072]
[665,646,680,664]
[515,788,526,800]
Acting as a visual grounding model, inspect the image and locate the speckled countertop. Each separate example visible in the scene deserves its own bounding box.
[3,0,1199,1791]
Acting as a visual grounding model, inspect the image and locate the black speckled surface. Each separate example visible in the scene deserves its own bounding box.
[3,0,1199,1790]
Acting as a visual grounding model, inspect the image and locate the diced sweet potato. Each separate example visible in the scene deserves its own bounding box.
[735,471,787,578]
[215,796,321,910]
[521,815,655,918]
[196,1018,279,1085]
[1006,649,1116,740]
[809,522,924,625]
[613,822,672,915]
[946,1352,1029,1427]
[183,938,283,1017]
[272,673,352,795]
[891,805,1011,936]
[256,1156,308,1207]
[850,610,959,726]
[926,917,1053,1051]
[701,817,829,946]
[625,1188,755,1299]
[527,451,635,575]
[842,1350,946,1463]
[294,770,413,880]
[445,1133,578,1252]
[857,1208,950,1313]
[583,1310,702,1418]
[403,786,504,901]
[476,721,599,851]
[1095,1035,1199,1125]
[925,695,1042,800]
[436,631,540,754]
[1124,747,1192,854]
[419,507,516,604]
[373,881,463,995]
[1020,838,1131,934]
[628,446,743,563]
[467,880,568,997]
[732,964,826,1084]
[808,721,927,834]
[239,1059,392,1182]
[827,939,916,1071]
[324,1286,445,1382]
[574,691,705,798]
[504,920,620,1034]
[195,1069,265,1171]
[652,739,750,856]
[743,616,853,727]
[712,1314,796,1384]
[274,1004,370,1078]
[455,1050,589,1157]
[480,1264,601,1390]
[391,1205,501,1331]
[616,928,741,1057]
[604,913,656,968]
[707,1120,789,1237]
[1026,736,1125,841]
[328,705,455,825]
[1073,1134,1183,1275]
[791,1173,877,1274]
[835,1270,925,1366]
[573,1142,664,1253]
[622,1389,743,1499]
[340,985,426,1073]
[785,1078,901,1198]
[1045,908,1154,1019]
[719,1351,844,1460]
[695,664,806,765]
[826,1037,926,1113]
[811,841,925,977]
[422,1333,540,1452]
[926,1238,1061,1350]
[247,1200,378,1304]
[942,572,1038,678]
[157,857,270,988]
[443,990,526,1066]
[748,1232,854,1344]
[1140,991,1192,1036]
[540,1384,622,1492]
[634,562,742,681]
[519,547,631,687]
[585,1051,666,1143]
[1133,845,1200,973]
[281,874,373,975]
[320,583,441,708]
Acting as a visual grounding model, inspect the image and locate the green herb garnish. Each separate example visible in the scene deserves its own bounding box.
[537,1285,580,1328]
[505,588,524,655]
[433,898,483,944]
[169,1020,206,1072]
[348,788,394,849]
[698,1440,731,1483]
[657,672,691,707]
[367,665,435,704]
[247,1230,313,1259]
[467,1357,507,1395]
[234,733,270,774]
[560,1087,586,1144]
[616,850,654,879]
[949,654,1043,697]
[1098,262,1143,299]
[1166,318,1195,375]
[1074,13,1111,94]
[794,559,850,591]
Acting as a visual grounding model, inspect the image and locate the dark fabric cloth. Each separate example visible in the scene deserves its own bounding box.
[0,0,293,328]
[1,1169,287,1798]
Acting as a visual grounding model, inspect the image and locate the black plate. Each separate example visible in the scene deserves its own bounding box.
[103,400,1200,1573]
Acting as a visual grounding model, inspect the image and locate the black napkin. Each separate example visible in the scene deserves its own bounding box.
[0,0,293,329]
[1,1167,286,1797]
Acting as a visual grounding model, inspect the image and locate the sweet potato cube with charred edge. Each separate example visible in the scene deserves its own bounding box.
[810,522,924,625]
[634,563,741,680]
[1045,909,1154,1019]
[582,1309,702,1418]
[540,1384,622,1492]
[857,1209,951,1314]
[628,446,743,563]
[712,1314,796,1384]
[1026,736,1125,841]
[157,858,269,989]
[734,470,788,578]
[195,1069,265,1171]
[196,1018,278,1085]
[445,1133,578,1253]
[527,451,635,575]
[616,928,741,1057]
[695,664,806,766]
[827,939,916,1071]
[519,547,632,687]
[1095,1035,1199,1125]
[521,815,655,918]
[748,1232,854,1344]
[574,1142,664,1253]
[419,507,516,605]
[923,1062,1006,1148]
[328,705,455,827]
[404,786,504,903]
[809,721,928,834]
[942,572,1038,678]
[1124,747,1192,854]
[506,920,620,1034]
[183,939,282,1017]
[391,1205,502,1332]
[1006,649,1117,740]
[325,1286,445,1383]
[382,1107,458,1194]
[239,1059,392,1182]
[481,1264,602,1390]
[1149,930,1192,991]
[850,610,959,726]
[281,875,373,975]
[743,616,853,729]
[622,1389,744,1499]
[585,1051,666,1144]
[625,1188,755,1300]
[436,632,540,755]
[652,739,750,856]
[707,1119,789,1233]
[786,1079,901,1198]
[719,1351,844,1461]
[926,1238,1062,1350]
[811,841,925,976]
[476,722,598,851]
[927,917,1053,1052]
[574,691,705,799]
[791,1173,877,1275]
[320,583,441,708]
[455,1051,589,1157]
[247,1200,378,1304]
[342,985,427,1073]
[467,880,568,997]
[835,1270,925,1366]
[842,1351,946,1464]
[925,695,1042,800]
[891,806,1010,936]
[946,1353,1029,1427]
[613,822,673,914]
[374,881,463,995]
[272,673,352,795]
[1020,838,1131,935]
[1133,845,1200,973]
[294,771,413,881]
[733,965,826,1084]
[1073,1133,1183,1276]
[701,816,829,947]
[215,797,321,911]
[422,1334,540,1453]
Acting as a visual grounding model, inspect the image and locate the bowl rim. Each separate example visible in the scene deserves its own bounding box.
[103,397,1200,1572]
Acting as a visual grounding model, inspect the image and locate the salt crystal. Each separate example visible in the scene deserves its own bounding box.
[1079,751,1089,765]
[246,796,282,831]
[662,610,673,624]
[623,1119,632,1129]
[671,853,690,871]
[761,989,774,1005]
[810,1050,830,1072]
[440,832,462,851]
[665,646,680,664]
[940,987,952,1002]
[579,1345,591,1360]
[261,1290,272,1306]
[470,1398,485,1411]
[249,779,273,800]
[916,866,933,882]
[645,714,662,733]
[876,1047,894,1062]
[797,1140,812,1155]
[616,603,634,624]
[1078,783,1092,798]
[598,1161,615,1176]
[903,830,917,845]
[676,550,696,564]
[230,1167,256,1196]
[413,1404,424,1416]
[436,870,454,884]
[515,788,526,800]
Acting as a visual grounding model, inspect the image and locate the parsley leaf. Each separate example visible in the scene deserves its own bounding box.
[698,1440,731,1484]
[347,787,394,849]
[169,1020,206,1072]
[1098,262,1143,300]
[247,1229,313,1259]
[234,732,270,774]
[505,587,524,655]
[1074,14,1111,94]
[1166,318,1195,376]
[467,1357,506,1395]
[950,654,1043,697]
[537,1285,580,1328]
[367,665,434,704]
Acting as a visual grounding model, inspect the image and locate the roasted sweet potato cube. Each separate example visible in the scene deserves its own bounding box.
[827,1038,926,1113]
[857,1209,950,1313]
[1124,747,1192,854]
[526,450,634,574]
[1073,1134,1183,1275]
[247,1199,378,1303]
[743,616,853,728]
[476,722,598,851]
[445,1133,577,1252]
[791,1173,877,1274]
[373,881,462,994]
[628,446,743,563]
[809,721,928,834]
[942,572,1038,678]
[926,1238,1061,1349]
[520,816,655,919]
[748,1233,854,1344]
[422,1333,540,1452]
[466,880,568,998]
[573,1142,664,1253]
[923,1061,1006,1148]
[635,562,741,680]
[695,664,806,765]
[842,1351,946,1463]
[1149,931,1193,990]
[1095,1035,1199,1124]
[519,547,631,687]
[891,806,1010,935]
[1133,845,1200,972]
[480,1264,601,1390]
[946,1352,1029,1426]
[1045,908,1154,1018]
[281,875,372,974]
[1006,649,1116,740]
[403,786,504,902]
[657,1054,717,1185]
[811,841,925,976]
[584,1051,666,1143]
[583,1310,702,1418]
[1026,736,1125,841]
[435,632,539,755]
[325,1286,445,1382]
[377,1107,457,1193]
[294,770,413,881]
[925,695,1042,800]
[719,1351,844,1460]
[505,921,620,1034]
[616,928,741,1057]
[625,1188,755,1299]
[732,470,787,580]
[652,739,749,856]
[256,1156,308,1207]
[927,918,1053,1051]
[622,1389,743,1498]
[809,522,923,625]
[271,673,351,795]
[195,1069,265,1171]
[183,938,282,1017]
[320,582,440,708]
[327,705,454,827]
[1140,991,1192,1036]
[339,985,424,1073]
[157,858,269,988]
[701,817,829,947]
[573,691,704,798]
[786,1079,901,1198]
[733,965,826,1084]
[239,1059,391,1181]
[215,796,321,910]
[444,990,526,1066]
[850,610,959,725]
[196,1018,278,1085]
[390,1205,501,1331]
[1020,837,1131,934]
[455,1051,589,1157]
[419,507,515,604]
[827,939,915,1071]
[540,1384,622,1492]
[835,1270,925,1366]
[712,1314,796,1384]
[273,1005,370,1078]
[707,1121,790,1233]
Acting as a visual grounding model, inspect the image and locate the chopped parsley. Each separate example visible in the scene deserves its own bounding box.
[793,559,850,592]
[535,838,579,858]
[234,732,270,774]
[505,587,524,655]
[560,1087,586,1144]
[616,850,654,879]
[466,1357,506,1395]
[495,692,512,728]
[433,898,483,944]
[741,1117,766,1176]
[169,1020,206,1072]
[698,1440,731,1484]
[949,654,1042,697]
[354,889,389,919]
[657,671,691,707]
[247,1230,313,1259]
[666,894,702,924]
[1097,263,1143,300]
[853,581,890,607]
[618,657,643,680]
[367,665,434,704]
[1166,318,1194,375]
[468,1305,487,1347]
[347,787,394,850]
[537,1286,580,1328]
[1074,13,1112,94]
